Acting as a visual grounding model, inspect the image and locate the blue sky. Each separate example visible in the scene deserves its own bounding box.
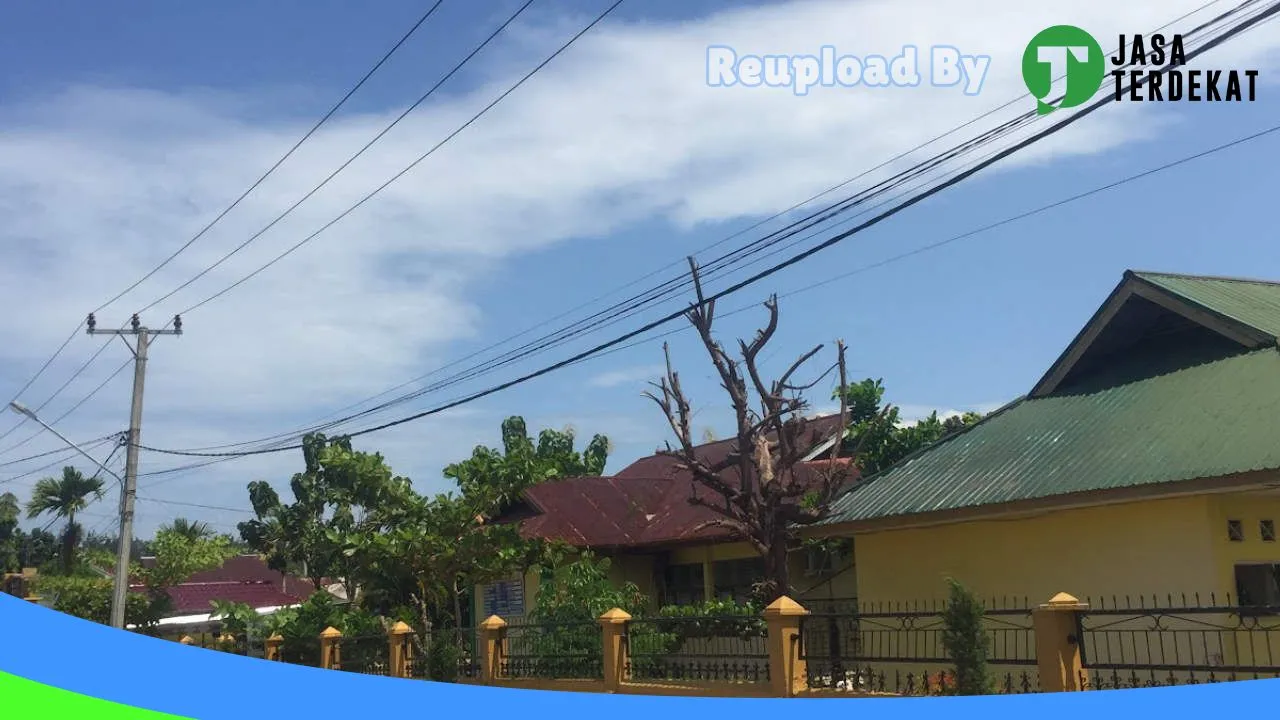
[1,0,1278,536]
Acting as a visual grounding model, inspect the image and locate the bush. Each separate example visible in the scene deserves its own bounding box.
[940,578,993,695]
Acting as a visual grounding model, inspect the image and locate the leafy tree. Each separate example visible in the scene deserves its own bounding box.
[530,553,647,623]
[211,592,383,665]
[353,491,559,637]
[16,528,58,570]
[34,575,156,628]
[834,379,984,476]
[160,517,215,541]
[34,526,233,631]
[0,492,19,572]
[443,416,609,513]
[135,528,236,592]
[238,433,414,603]
[26,466,104,575]
[941,578,994,695]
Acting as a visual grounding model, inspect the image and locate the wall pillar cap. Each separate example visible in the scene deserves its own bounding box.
[1038,592,1090,611]
[479,615,508,630]
[265,634,284,643]
[598,608,632,625]
[179,636,194,645]
[320,626,343,639]
[389,621,415,636]
[762,595,810,618]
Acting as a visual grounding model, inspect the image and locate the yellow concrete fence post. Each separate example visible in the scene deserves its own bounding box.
[1033,592,1089,692]
[389,621,416,679]
[479,615,507,685]
[763,596,809,698]
[598,608,631,693]
[179,635,194,646]
[320,626,343,671]
[265,633,284,662]
[217,633,237,653]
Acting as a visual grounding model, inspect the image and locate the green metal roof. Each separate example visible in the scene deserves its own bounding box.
[821,347,1280,526]
[1132,271,1280,339]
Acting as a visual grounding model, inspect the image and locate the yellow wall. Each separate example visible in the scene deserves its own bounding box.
[1208,491,1280,601]
[853,495,1221,606]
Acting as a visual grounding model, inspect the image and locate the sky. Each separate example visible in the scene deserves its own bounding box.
[1,0,1279,537]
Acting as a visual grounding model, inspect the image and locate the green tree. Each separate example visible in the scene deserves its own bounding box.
[17,528,59,570]
[36,526,235,630]
[834,379,984,476]
[238,433,414,603]
[160,517,215,541]
[25,466,104,575]
[443,416,609,513]
[0,492,20,572]
[941,578,994,695]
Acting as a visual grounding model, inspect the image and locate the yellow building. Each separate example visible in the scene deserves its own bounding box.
[810,270,1280,609]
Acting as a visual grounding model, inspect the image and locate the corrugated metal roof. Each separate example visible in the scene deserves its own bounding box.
[821,347,1280,526]
[1133,271,1280,338]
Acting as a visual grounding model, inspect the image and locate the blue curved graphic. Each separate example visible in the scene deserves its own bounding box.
[1,594,1276,718]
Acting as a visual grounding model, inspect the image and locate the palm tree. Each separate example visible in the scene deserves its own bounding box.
[26,466,104,574]
[161,517,215,541]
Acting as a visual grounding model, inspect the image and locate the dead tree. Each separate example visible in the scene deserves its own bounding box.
[645,260,856,602]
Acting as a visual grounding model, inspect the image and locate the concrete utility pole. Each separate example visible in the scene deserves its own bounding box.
[87,312,182,629]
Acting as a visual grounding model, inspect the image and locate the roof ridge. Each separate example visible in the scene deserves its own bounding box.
[1130,269,1280,288]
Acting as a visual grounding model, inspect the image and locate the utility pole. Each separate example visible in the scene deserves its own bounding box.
[87,312,182,629]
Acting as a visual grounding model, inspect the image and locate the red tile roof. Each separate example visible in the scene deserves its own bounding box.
[497,414,852,550]
[155,581,304,615]
[133,554,319,615]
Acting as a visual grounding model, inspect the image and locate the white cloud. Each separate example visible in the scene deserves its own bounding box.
[1,0,1278,532]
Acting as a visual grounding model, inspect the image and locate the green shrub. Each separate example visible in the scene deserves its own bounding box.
[940,578,993,695]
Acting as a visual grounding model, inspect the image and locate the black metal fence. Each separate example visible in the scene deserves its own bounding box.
[500,621,603,680]
[406,627,481,682]
[798,598,1041,695]
[1077,595,1280,689]
[625,616,770,684]
[336,634,391,676]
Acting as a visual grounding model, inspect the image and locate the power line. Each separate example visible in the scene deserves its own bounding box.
[1,0,1227,460]
[0,3,446,446]
[136,496,254,515]
[138,1,1280,461]
[0,433,120,470]
[133,0,536,316]
[170,0,626,318]
[0,358,132,459]
[138,0,1238,457]
[99,1,448,315]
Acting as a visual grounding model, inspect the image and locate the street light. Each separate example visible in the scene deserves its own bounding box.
[7,401,129,627]
[7,402,123,483]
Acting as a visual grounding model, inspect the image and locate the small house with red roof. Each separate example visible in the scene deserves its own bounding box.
[474,414,858,621]
[130,554,341,634]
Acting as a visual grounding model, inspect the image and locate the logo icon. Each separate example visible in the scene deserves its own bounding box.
[1022,25,1105,114]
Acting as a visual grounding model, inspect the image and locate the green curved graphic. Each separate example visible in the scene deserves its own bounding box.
[0,670,191,719]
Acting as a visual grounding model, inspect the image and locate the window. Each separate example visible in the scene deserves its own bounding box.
[805,543,850,576]
[481,576,525,619]
[662,563,704,606]
[713,558,766,602]
[1262,520,1276,543]
[1227,519,1244,542]
[1235,564,1280,609]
